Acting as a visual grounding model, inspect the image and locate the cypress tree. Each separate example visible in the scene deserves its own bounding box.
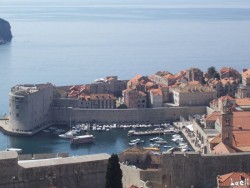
[105,154,123,188]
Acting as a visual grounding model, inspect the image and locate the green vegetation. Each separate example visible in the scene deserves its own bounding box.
[207,66,220,79]
[105,154,123,188]
[118,104,128,109]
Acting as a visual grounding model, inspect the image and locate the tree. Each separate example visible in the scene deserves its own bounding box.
[207,66,220,79]
[118,104,127,109]
[105,154,123,188]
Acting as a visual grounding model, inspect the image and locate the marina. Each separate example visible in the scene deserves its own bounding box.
[0,122,191,155]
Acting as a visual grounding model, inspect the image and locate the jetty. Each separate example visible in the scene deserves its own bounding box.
[128,129,179,136]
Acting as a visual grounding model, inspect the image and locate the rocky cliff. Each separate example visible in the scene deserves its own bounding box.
[0,18,12,44]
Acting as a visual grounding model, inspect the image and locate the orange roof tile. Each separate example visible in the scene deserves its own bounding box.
[233,131,250,150]
[163,73,175,79]
[138,91,146,96]
[90,94,115,100]
[212,142,235,154]
[208,134,222,144]
[233,111,250,130]
[217,172,250,187]
[205,111,221,121]
[235,98,250,106]
[151,89,163,96]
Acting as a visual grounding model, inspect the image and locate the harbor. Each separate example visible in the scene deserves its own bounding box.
[0,122,191,155]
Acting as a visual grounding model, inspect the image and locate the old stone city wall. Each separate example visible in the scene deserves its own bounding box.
[50,106,206,125]
[0,152,109,188]
[160,152,250,188]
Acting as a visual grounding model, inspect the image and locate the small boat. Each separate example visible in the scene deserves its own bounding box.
[164,145,172,148]
[155,140,168,144]
[71,135,95,144]
[59,130,76,139]
[6,148,23,154]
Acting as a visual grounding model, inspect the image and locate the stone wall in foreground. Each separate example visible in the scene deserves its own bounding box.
[0,152,109,188]
[161,152,250,188]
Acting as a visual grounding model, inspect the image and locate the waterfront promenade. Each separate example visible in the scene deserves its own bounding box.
[173,122,202,152]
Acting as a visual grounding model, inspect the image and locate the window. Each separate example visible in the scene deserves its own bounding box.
[16,113,19,117]
[16,105,19,109]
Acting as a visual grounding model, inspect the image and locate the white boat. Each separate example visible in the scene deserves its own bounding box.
[71,135,95,144]
[155,140,168,144]
[164,145,172,148]
[150,137,164,142]
[59,130,76,139]
[6,148,23,154]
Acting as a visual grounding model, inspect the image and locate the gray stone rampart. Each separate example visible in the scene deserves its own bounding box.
[161,152,250,188]
[0,152,109,188]
[0,151,18,186]
[51,106,206,125]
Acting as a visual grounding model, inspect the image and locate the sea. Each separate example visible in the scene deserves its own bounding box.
[1,0,250,155]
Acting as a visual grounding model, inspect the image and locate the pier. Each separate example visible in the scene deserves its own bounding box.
[128,129,179,136]
[173,122,202,152]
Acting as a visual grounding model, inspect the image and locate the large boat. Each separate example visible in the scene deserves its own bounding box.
[70,135,95,144]
[6,148,23,154]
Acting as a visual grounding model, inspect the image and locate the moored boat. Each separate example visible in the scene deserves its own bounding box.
[6,148,23,154]
[70,135,95,144]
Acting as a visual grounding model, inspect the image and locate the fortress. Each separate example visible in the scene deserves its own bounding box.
[1,83,206,136]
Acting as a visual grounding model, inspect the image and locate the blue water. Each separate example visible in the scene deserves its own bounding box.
[1,0,250,154]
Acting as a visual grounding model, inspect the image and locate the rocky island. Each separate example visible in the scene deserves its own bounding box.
[0,18,12,45]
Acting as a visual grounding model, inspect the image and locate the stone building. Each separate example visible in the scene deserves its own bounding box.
[220,67,240,79]
[123,89,147,108]
[9,83,54,133]
[149,88,163,108]
[172,83,217,106]
[89,76,127,97]
[236,69,250,98]
[208,78,238,98]
[90,94,116,109]
[185,68,204,83]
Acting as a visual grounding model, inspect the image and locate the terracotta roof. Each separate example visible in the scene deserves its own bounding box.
[217,172,250,187]
[145,82,155,87]
[150,89,163,96]
[90,94,115,100]
[205,111,221,121]
[189,81,200,85]
[233,111,250,130]
[163,73,175,79]
[220,67,239,74]
[208,134,222,144]
[175,70,186,78]
[212,142,236,154]
[232,131,250,151]
[235,98,250,107]
[243,69,250,79]
[174,83,215,93]
[138,91,146,96]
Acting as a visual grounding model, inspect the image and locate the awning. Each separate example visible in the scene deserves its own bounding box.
[186,124,194,132]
